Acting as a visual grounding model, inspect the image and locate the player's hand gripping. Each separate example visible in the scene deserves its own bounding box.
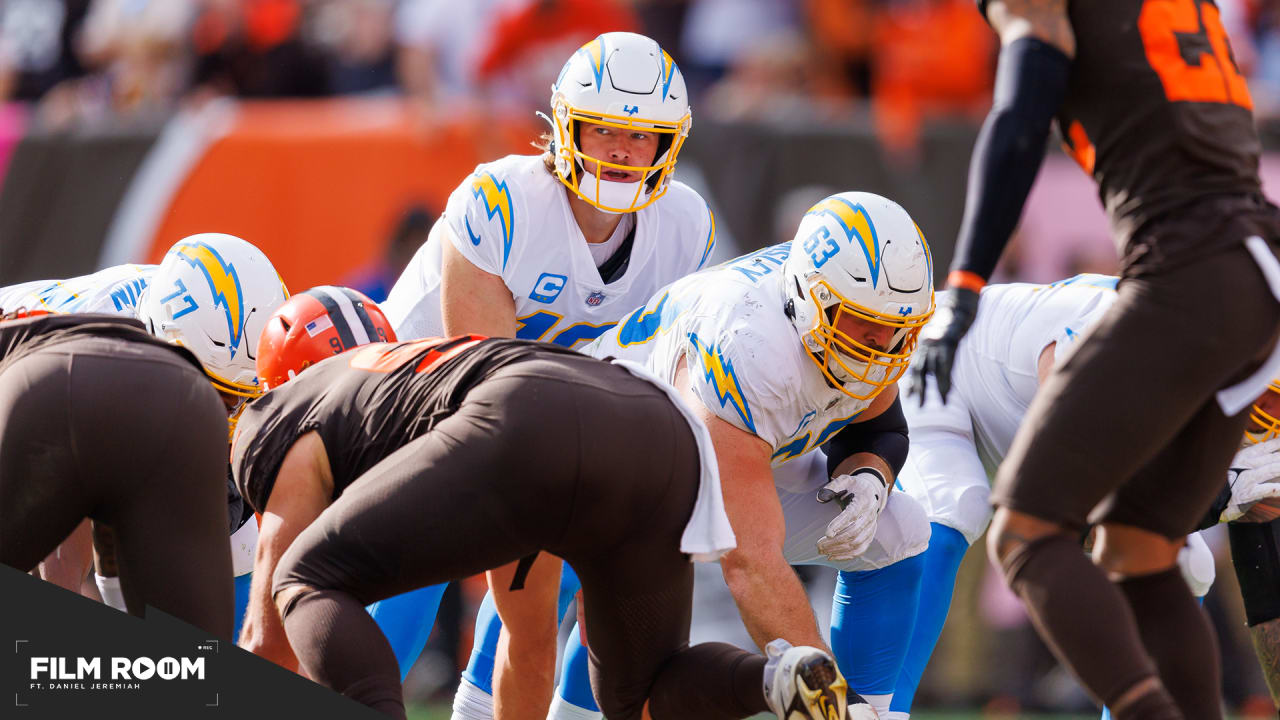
[1224,438,1280,523]
[909,287,980,405]
[815,468,890,561]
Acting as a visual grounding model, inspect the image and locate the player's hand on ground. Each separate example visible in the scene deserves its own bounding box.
[1224,438,1280,523]
[816,469,890,561]
[909,287,980,406]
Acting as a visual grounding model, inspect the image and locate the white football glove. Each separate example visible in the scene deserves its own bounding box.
[1223,437,1280,523]
[816,468,890,562]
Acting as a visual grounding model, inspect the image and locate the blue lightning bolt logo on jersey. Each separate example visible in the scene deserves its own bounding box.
[470,172,516,270]
[689,332,754,433]
[583,242,879,468]
[806,196,881,287]
[174,241,247,353]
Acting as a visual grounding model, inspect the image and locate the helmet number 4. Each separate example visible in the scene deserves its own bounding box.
[803,227,840,269]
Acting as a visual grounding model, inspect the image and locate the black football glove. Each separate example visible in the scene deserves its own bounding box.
[909,287,980,406]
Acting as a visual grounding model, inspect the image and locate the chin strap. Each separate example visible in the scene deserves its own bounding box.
[535,110,557,155]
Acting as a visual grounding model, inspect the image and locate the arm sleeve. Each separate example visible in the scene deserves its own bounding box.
[950,36,1072,282]
[821,394,910,479]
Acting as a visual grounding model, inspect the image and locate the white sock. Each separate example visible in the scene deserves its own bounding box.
[451,677,495,720]
[547,693,603,720]
[861,693,892,718]
[94,573,126,612]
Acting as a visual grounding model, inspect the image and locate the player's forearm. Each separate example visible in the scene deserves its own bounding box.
[36,520,94,593]
[490,556,561,720]
[238,522,301,672]
[722,550,826,652]
[1250,618,1280,709]
[239,569,299,672]
[493,626,557,720]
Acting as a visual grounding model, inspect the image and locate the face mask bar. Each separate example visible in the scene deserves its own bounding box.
[554,102,690,213]
[1246,380,1280,445]
[800,278,934,401]
[224,394,249,443]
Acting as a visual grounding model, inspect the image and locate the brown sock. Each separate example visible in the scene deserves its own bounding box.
[1002,534,1181,717]
[1117,569,1224,720]
[646,642,769,719]
[280,587,406,719]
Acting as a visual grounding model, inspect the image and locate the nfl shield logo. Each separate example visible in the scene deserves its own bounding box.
[585,291,606,307]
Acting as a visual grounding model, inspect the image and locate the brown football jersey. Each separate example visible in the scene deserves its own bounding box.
[1052,0,1263,257]
[0,313,204,375]
[231,336,585,513]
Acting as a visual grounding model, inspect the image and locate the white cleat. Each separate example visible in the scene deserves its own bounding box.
[763,639,877,719]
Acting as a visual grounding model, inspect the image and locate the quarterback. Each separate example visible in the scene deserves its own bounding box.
[0,234,289,636]
[377,31,718,718]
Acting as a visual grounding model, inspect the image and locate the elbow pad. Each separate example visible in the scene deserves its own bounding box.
[822,395,909,479]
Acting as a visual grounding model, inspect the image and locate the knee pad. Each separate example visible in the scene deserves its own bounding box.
[1230,519,1280,626]
[996,532,1076,588]
[1176,532,1215,598]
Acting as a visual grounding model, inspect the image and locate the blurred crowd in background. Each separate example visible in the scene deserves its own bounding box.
[6,0,1280,149]
[5,0,1280,715]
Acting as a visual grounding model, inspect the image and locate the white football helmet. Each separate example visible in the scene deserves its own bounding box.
[136,233,289,401]
[548,31,691,214]
[782,192,935,400]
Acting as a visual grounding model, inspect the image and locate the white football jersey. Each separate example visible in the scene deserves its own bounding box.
[383,154,716,347]
[947,273,1118,472]
[0,264,156,317]
[583,242,877,467]
[899,274,1213,600]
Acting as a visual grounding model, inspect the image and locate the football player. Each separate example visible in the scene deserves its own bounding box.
[377,30,719,718]
[1,233,289,637]
[232,291,857,720]
[567,190,936,719]
[1224,381,1280,712]
[910,0,1280,716]
[0,310,232,637]
[835,274,1280,718]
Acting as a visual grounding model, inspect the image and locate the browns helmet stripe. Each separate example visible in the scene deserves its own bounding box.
[304,288,359,350]
[337,286,381,342]
[314,286,372,346]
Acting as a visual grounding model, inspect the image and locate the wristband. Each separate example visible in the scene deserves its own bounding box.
[947,270,987,293]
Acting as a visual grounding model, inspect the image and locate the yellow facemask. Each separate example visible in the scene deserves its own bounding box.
[1246,380,1280,445]
[800,278,935,401]
[551,101,690,214]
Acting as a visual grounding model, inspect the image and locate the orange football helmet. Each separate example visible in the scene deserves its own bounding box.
[256,286,396,391]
